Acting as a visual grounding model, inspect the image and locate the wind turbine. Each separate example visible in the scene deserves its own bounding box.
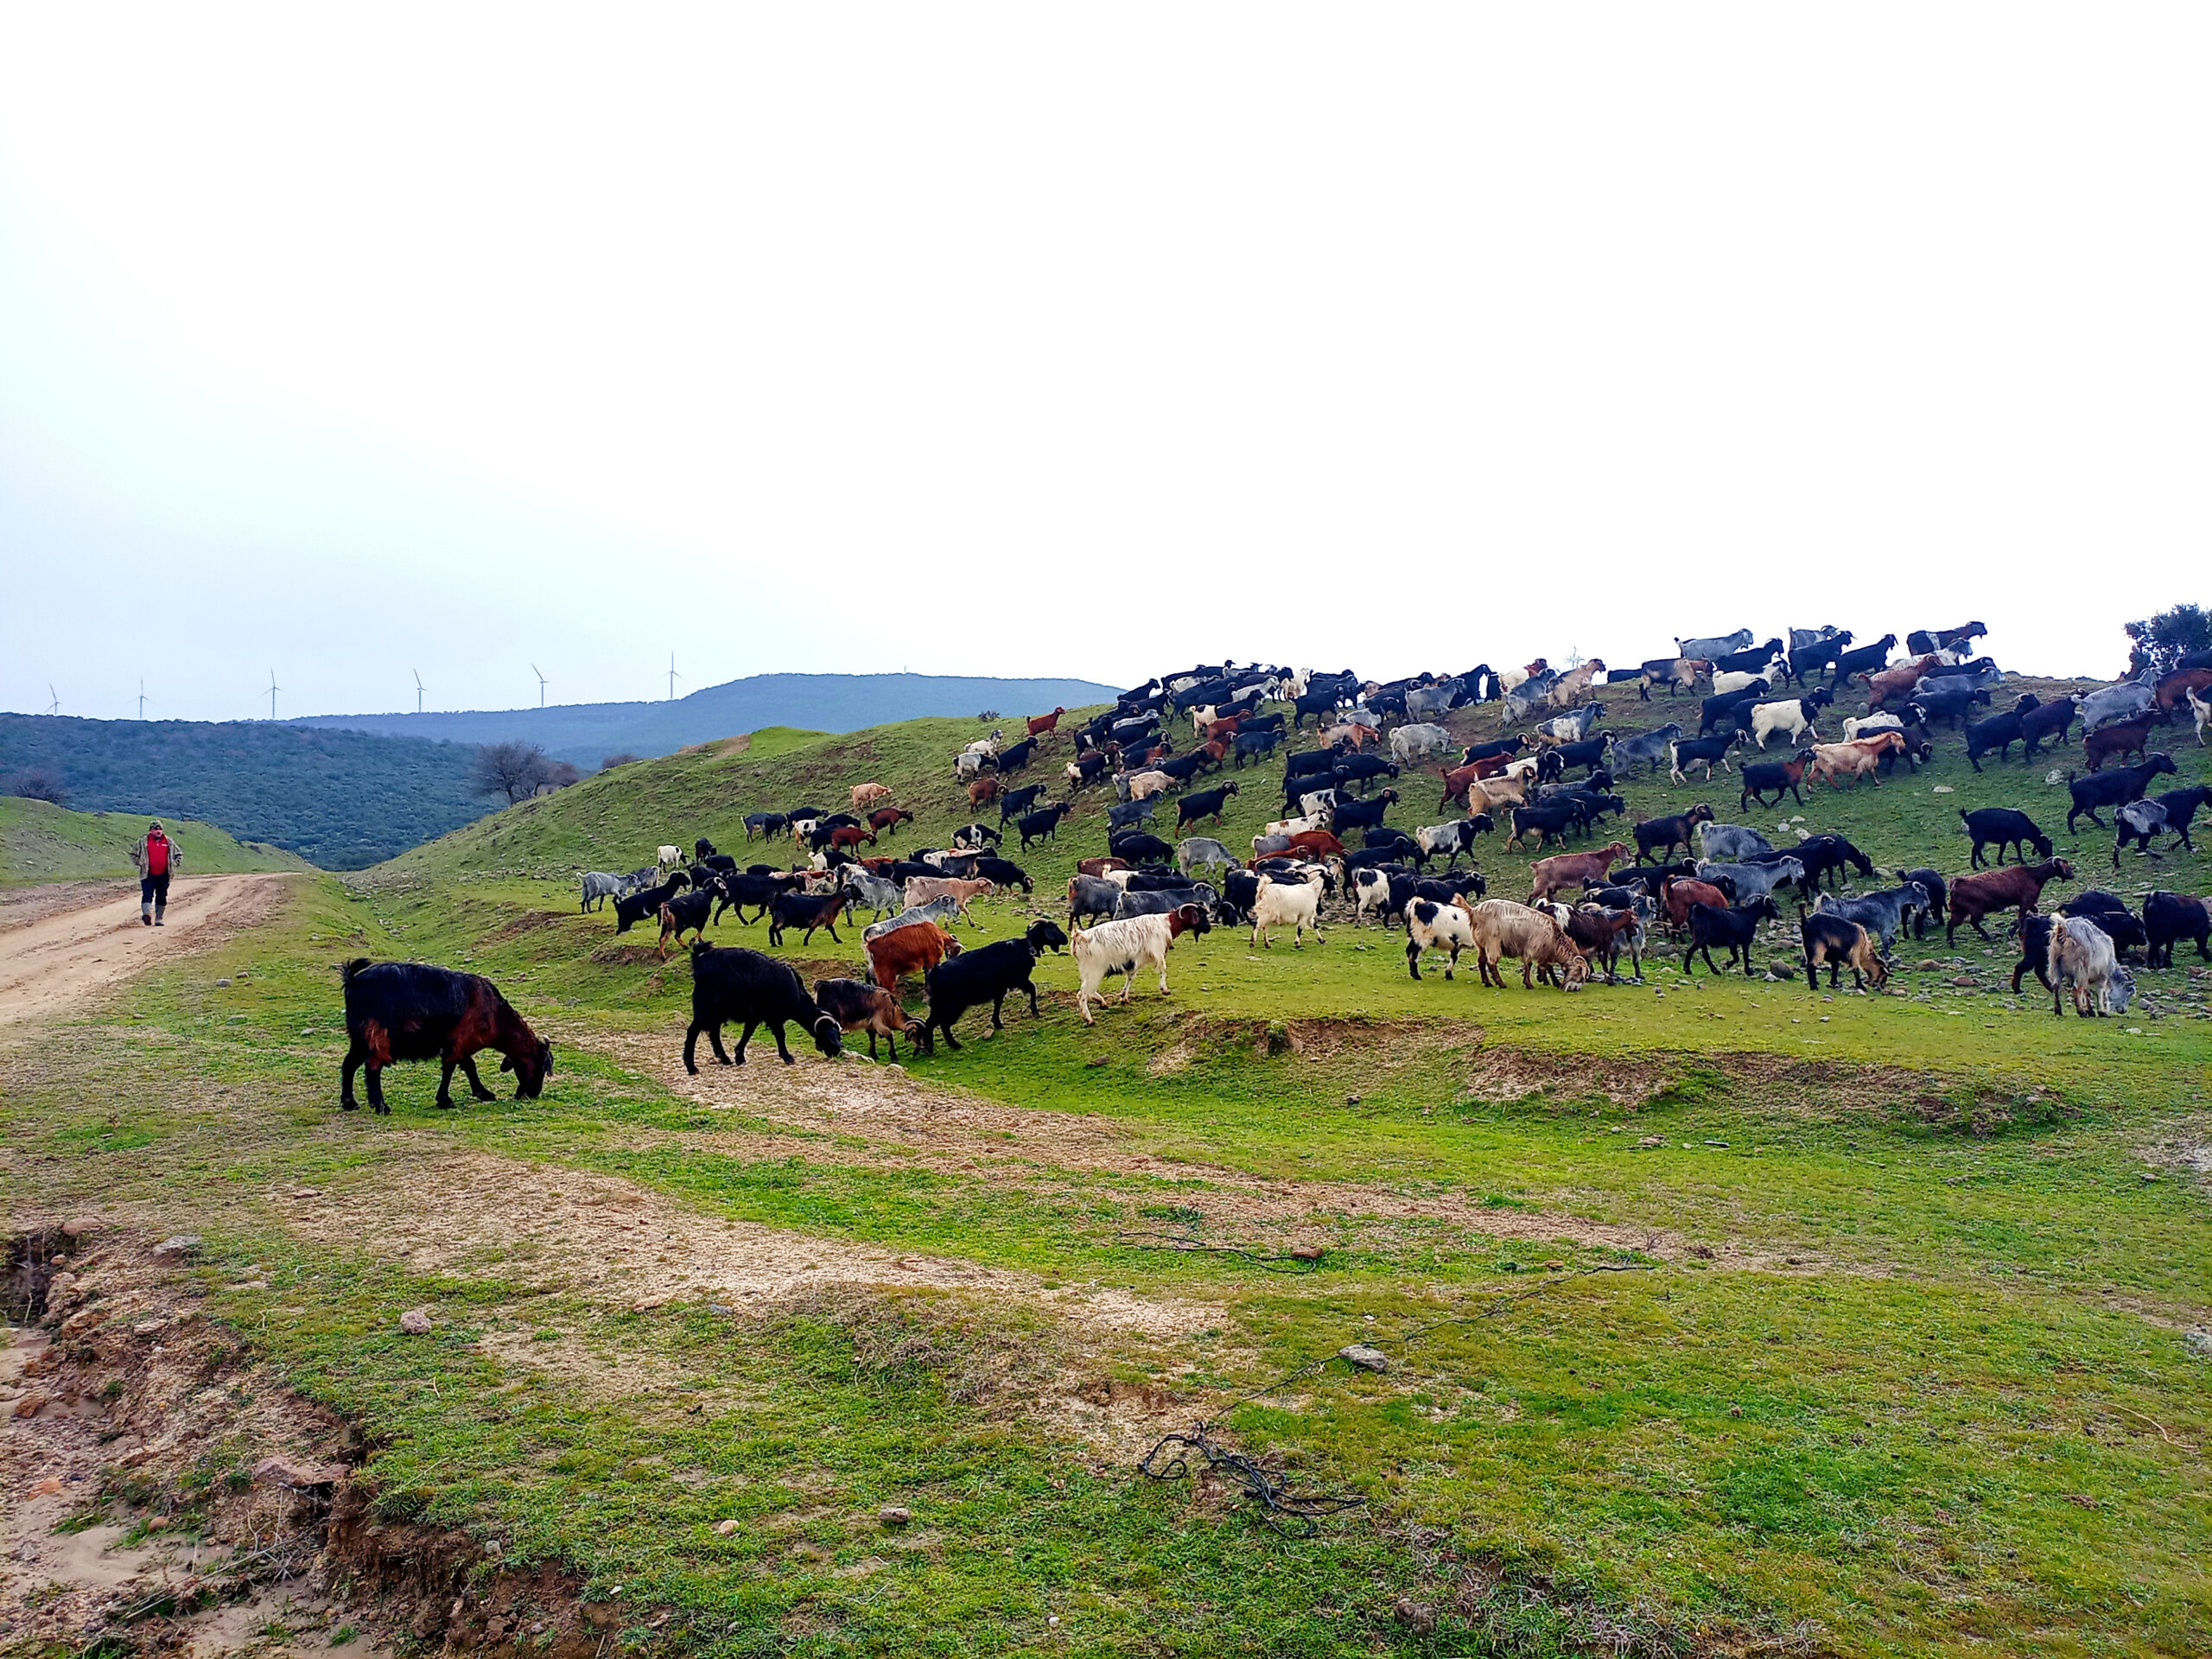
[667,652,683,702]
[268,670,281,721]
[137,678,147,719]
[413,670,425,715]
[45,684,59,715]
[532,664,549,707]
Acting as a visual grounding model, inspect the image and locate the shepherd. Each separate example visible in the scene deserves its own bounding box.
[134,820,181,926]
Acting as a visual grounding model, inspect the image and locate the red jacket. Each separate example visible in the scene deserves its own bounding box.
[143,831,172,876]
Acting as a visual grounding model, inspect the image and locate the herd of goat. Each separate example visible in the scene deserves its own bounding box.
[540,625,2212,1078]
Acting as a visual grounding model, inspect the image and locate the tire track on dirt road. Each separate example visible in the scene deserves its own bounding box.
[0,874,296,1031]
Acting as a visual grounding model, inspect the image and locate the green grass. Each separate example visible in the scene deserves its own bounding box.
[0,795,308,887]
[9,682,2212,1656]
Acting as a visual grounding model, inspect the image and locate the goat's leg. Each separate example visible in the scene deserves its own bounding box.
[435,1058,458,1109]
[340,1044,365,1110]
[459,1054,497,1101]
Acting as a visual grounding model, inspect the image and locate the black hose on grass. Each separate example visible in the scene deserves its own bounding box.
[1111,1230,1325,1273]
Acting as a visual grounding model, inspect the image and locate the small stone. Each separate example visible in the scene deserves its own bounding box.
[1394,1599,1438,1633]
[1288,1245,1325,1262]
[151,1234,200,1260]
[60,1217,98,1238]
[291,1188,321,1199]
[879,1504,912,1526]
[1952,976,1977,988]
[131,1319,168,1337]
[12,1395,46,1419]
[1338,1343,1389,1372]
[29,1478,63,1497]
[706,1302,735,1315]
[216,978,232,988]
[714,1518,741,1535]
[398,1308,434,1335]
[1636,1135,1665,1149]
[2184,1328,2212,1359]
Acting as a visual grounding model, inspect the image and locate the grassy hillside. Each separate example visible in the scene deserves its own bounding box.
[9,675,2207,1655]
[0,795,308,887]
[0,711,492,868]
[293,671,1122,767]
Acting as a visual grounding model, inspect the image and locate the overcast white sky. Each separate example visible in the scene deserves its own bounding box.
[3,8,2206,722]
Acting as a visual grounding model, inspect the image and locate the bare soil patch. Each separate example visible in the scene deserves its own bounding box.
[585,1028,1830,1274]
[0,1229,660,1658]
[276,1142,1214,1342]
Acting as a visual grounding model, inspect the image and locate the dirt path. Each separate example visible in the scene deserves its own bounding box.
[0,874,296,1030]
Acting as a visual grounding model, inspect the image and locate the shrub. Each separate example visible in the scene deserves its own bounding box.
[3,766,67,805]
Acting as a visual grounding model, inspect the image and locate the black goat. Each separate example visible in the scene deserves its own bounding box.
[683,944,842,1071]
[1960,807,2053,868]
[915,920,1070,1052]
[1684,896,1782,976]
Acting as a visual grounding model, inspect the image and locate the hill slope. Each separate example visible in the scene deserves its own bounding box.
[292,671,1122,767]
[0,713,489,869]
[0,796,308,886]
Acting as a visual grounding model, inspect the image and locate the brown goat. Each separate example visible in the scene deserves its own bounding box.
[1660,876,1732,935]
[1947,857,2075,945]
[1864,653,1943,710]
[2085,716,2155,772]
[813,976,918,1059]
[1528,842,1631,904]
[865,922,962,993]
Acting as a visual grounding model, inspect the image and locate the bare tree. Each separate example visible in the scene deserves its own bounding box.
[600,752,643,771]
[537,760,582,794]
[2,767,66,805]
[473,741,551,803]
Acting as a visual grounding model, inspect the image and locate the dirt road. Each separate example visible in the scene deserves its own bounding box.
[0,874,296,1029]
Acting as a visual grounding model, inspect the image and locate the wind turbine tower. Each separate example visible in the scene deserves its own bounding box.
[414,670,425,715]
[533,664,549,707]
[268,670,281,721]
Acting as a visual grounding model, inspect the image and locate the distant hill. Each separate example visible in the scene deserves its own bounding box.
[0,714,488,870]
[289,671,1122,767]
[0,797,308,887]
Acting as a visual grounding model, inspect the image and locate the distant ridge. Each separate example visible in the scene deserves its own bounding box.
[290,672,1120,766]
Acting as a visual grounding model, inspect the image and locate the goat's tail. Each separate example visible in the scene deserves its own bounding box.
[340,957,372,985]
[2045,918,2065,989]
